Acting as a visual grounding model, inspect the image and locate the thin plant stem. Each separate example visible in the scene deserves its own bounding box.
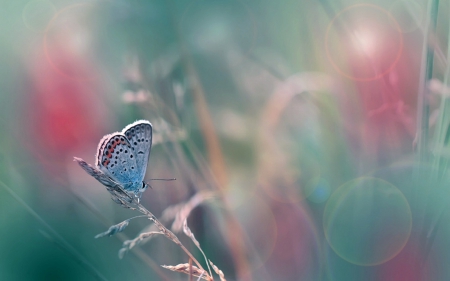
[416,0,440,163]
[420,0,450,269]
[131,198,206,273]
[164,1,252,279]
[72,193,172,281]
[414,0,440,273]
[189,258,194,281]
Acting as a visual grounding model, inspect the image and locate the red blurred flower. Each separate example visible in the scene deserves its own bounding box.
[21,45,106,176]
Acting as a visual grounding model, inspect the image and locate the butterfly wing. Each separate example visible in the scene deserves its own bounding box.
[122,120,152,181]
[75,157,118,189]
[95,132,140,192]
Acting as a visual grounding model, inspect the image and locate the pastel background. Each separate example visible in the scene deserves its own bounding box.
[1,0,449,280]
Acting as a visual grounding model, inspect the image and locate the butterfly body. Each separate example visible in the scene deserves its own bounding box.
[78,120,153,196]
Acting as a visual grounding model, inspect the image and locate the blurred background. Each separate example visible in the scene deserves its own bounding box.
[1,0,450,280]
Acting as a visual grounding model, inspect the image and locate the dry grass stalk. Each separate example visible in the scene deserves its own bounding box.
[95,219,130,238]
[74,158,134,207]
[162,191,215,233]
[75,156,208,274]
[121,201,206,273]
[183,219,213,278]
[95,215,147,238]
[129,189,214,250]
[209,260,226,281]
[75,143,232,279]
[189,258,193,281]
[162,264,212,281]
[118,231,163,259]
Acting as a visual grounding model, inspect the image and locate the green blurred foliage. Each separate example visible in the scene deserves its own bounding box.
[1,0,450,280]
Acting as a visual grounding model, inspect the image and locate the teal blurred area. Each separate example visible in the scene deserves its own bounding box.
[1,0,450,280]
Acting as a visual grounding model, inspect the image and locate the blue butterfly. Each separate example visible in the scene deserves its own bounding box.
[75,120,152,198]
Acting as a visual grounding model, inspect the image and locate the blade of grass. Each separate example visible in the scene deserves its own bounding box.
[165,1,252,279]
[416,0,440,163]
[0,180,109,281]
[420,0,450,269]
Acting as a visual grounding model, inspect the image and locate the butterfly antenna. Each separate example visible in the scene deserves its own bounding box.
[144,178,175,189]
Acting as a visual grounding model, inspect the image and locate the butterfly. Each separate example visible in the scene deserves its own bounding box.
[75,120,153,198]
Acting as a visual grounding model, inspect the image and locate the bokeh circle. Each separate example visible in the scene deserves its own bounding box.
[323,177,412,266]
[325,4,403,81]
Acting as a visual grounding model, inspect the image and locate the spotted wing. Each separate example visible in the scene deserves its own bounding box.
[74,157,117,190]
[95,132,140,190]
[122,120,152,181]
